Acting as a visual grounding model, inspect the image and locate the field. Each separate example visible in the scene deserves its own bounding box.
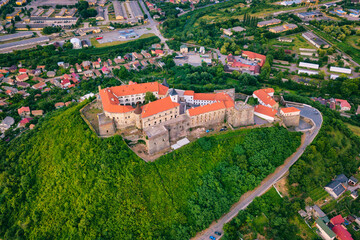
[346,123,360,136]
[268,33,316,53]
[90,33,156,48]
[308,186,328,202]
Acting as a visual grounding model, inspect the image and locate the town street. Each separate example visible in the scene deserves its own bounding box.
[191,104,323,240]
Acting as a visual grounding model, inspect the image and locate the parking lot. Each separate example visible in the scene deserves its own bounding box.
[95,27,152,44]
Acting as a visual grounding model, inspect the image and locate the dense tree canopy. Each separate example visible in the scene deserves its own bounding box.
[0,102,301,239]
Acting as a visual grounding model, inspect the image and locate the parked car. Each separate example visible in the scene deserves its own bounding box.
[206,128,214,133]
[209,236,216,240]
[214,231,221,236]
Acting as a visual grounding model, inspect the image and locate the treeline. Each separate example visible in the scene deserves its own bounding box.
[0,36,160,69]
[0,102,301,239]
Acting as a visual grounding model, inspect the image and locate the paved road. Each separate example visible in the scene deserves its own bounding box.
[191,104,323,240]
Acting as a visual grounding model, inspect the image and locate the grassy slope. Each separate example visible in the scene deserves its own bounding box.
[0,103,301,239]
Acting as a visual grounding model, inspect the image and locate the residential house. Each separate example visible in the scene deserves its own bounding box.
[18,68,27,74]
[152,49,164,56]
[348,176,358,186]
[94,69,102,77]
[61,79,71,89]
[17,82,30,88]
[330,215,354,240]
[132,52,143,60]
[315,218,336,240]
[55,102,65,108]
[101,66,110,75]
[253,88,278,109]
[92,61,101,69]
[31,110,43,116]
[0,116,15,133]
[335,99,351,111]
[16,74,29,82]
[82,61,92,70]
[32,82,46,90]
[83,70,94,78]
[114,58,125,64]
[325,174,348,199]
[18,106,31,117]
[19,118,33,128]
[76,63,82,72]
[124,53,132,61]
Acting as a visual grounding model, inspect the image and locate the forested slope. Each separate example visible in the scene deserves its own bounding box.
[0,103,301,239]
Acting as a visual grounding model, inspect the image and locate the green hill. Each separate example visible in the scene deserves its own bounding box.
[0,102,301,239]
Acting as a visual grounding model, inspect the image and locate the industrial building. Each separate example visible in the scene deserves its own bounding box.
[31,8,45,17]
[28,17,78,27]
[6,9,21,20]
[0,36,50,52]
[127,1,144,19]
[96,7,105,20]
[0,31,33,42]
[257,18,281,27]
[55,8,67,18]
[70,38,82,49]
[0,0,10,7]
[118,29,138,39]
[43,8,55,17]
[280,0,301,6]
[329,66,352,74]
[296,11,323,20]
[268,23,297,33]
[299,62,319,69]
[302,31,330,48]
[113,1,126,20]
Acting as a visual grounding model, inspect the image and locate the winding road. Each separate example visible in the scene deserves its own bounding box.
[191,103,323,240]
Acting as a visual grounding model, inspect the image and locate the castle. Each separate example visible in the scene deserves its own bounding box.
[97,80,254,154]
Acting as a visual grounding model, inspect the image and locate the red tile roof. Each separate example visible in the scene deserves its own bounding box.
[32,82,46,89]
[16,74,29,81]
[242,51,266,67]
[253,89,277,107]
[336,99,351,109]
[188,101,226,116]
[281,107,300,113]
[99,88,135,113]
[141,96,179,118]
[332,224,353,240]
[19,118,32,124]
[108,82,168,97]
[18,106,30,115]
[19,68,27,73]
[331,215,345,225]
[263,88,274,94]
[184,90,194,96]
[254,105,277,118]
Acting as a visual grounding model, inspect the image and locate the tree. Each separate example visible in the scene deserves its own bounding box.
[144,91,156,103]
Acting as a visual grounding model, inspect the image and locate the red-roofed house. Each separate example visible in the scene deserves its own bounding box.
[253,89,278,109]
[331,215,345,225]
[61,79,71,89]
[19,68,27,74]
[18,106,31,117]
[336,99,351,111]
[101,66,110,75]
[254,105,277,122]
[330,215,353,240]
[16,74,29,82]
[93,61,101,69]
[32,82,47,90]
[152,49,164,56]
[242,51,266,67]
[19,118,33,128]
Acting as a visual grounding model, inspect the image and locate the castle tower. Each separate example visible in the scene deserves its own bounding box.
[169,88,179,103]
[134,103,142,129]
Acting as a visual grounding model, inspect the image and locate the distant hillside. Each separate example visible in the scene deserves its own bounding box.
[0,102,301,239]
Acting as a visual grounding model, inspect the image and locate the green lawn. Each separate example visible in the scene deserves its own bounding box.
[290,215,318,240]
[308,187,328,202]
[90,33,156,48]
[268,33,316,53]
[346,123,360,137]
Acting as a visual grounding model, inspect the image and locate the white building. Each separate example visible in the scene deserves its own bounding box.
[298,69,318,75]
[329,66,352,74]
[299,62,319,69]
[280,107,300,117]
[70,38,82,49]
